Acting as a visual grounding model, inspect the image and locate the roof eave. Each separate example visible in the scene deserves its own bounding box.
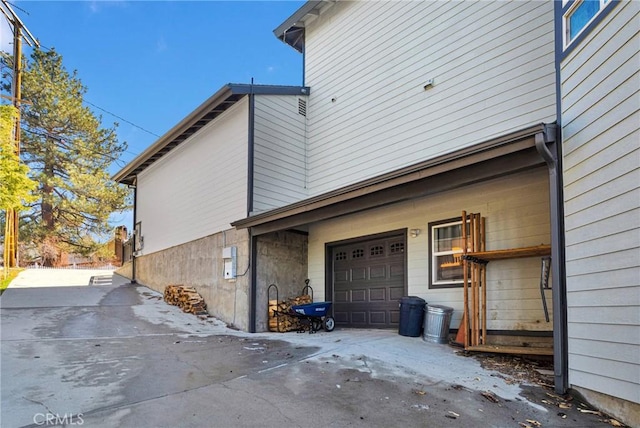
[231,123,553,231]
[273,1,325,52]
[112,84,309,185]
[112,84,234,185]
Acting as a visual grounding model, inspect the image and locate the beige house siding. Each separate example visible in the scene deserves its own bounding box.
[253,95,308,213]
[561,1,640,404]
[136,99,249,255]
[307,168,551,331]
[302,0,556,196]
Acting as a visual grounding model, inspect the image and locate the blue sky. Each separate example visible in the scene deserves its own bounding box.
[1,0,305,229]
[1,0,304,167]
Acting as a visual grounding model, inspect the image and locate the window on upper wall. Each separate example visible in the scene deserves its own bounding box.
[563,0,610,47]
[429,218,469,289]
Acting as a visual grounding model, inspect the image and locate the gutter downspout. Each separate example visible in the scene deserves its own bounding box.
[247,81,255,215]
[302,37,306,87]
[131,181,138,284]
[535,124,569,395]
[248,82,257,333]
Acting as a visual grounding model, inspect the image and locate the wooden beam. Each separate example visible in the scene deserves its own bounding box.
[466,344,554,356]
[465,245,551,261]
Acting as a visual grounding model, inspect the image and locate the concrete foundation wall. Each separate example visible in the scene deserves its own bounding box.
[255,231,309,332]
[573,386,640,428]
[133,228,251,331]
[115,261,133,279]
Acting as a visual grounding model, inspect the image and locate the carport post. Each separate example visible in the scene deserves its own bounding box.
[130,182,137,284]
[249,229,257,333]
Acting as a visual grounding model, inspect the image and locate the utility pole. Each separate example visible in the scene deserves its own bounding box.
[1,0,38,269]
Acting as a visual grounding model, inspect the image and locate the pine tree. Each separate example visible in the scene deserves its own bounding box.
[2,49,129,265]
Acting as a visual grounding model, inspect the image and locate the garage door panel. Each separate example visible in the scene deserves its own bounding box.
[390,263,404,277]
[334,290,349,303]
[389,286,404,301]
[370,311,387,325]
[334,270,349,282]
[352,267,366,280]
[370,288,386,301]
[351,289,366,302]
[370,265,386,279]
[330,233,406,329]
[350,312,367,324]
[334,311,349,323]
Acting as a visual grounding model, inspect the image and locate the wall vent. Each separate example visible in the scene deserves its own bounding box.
[298,98,307,116]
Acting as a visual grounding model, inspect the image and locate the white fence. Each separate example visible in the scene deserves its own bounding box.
[26,264,117,271]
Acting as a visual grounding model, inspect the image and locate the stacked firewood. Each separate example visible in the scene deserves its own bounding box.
[268,294,312,332]
[164,284,208,315]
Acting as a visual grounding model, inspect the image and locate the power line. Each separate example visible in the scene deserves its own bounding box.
[3,5,159,165]
[21,127,127,165]
[9,40,161,144]
[83,99,160,138]
[5,1,28,15]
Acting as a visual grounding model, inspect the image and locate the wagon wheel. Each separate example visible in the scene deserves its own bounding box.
[323,317,335,332]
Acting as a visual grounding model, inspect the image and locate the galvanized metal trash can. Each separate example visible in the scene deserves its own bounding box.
[398,296,426,337]
[423,304,454,343]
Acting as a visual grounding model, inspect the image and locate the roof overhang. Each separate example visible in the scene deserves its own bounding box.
[113,84,310,186]
[273,1,326,52]
[232,123,557,235]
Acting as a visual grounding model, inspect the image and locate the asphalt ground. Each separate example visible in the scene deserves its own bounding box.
[0,271,617,428]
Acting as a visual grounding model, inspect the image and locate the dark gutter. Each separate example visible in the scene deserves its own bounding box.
[552,0,570,395]
[247,83,255,216]
[247,87,256,332]
[232,123,548,230]
[535,125,568,396]
[130,182,137,284]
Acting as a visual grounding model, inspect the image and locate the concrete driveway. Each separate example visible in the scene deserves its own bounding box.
[8,268,116,288]
[0,273,614,428]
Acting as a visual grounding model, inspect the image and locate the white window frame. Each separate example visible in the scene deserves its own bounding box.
[563,0,610,48]
[134,221,144,253]
[430,218,468,288]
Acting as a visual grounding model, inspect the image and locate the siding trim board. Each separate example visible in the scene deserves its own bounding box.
[247,90,255,215]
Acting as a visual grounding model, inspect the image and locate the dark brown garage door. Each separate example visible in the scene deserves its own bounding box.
[330,232,406,328]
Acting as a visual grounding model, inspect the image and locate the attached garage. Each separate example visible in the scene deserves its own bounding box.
[327,231,407,328]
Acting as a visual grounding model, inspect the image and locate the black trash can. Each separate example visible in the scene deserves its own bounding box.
[398,296,426,337]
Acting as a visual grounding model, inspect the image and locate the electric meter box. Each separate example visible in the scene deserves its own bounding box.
[222,246,237,279]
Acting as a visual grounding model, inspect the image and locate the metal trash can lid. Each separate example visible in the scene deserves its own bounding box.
[426,304,454,313]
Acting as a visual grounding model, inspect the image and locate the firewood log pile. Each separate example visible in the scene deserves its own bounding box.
[164,284,208,315]
[268,294,312,332]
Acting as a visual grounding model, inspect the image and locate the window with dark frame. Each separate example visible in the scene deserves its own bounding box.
[429,217,469,288]
[563,0,611,47]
